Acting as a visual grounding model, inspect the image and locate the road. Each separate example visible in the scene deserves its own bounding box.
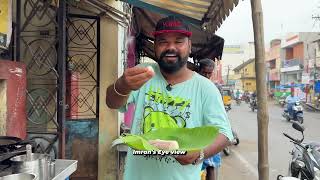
[219,100,320,180]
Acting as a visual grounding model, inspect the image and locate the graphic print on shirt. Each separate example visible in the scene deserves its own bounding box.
[137,86,192,163]
[142,86,191,134]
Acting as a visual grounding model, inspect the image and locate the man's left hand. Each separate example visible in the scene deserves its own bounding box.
[174,151,199,165]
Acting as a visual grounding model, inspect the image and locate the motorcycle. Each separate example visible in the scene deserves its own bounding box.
[225,105,231,112]
[250,97,258,112]
[223,129,239,156]
[243,94,250,104]
[316,97,320,108]
[223,107,239,156]
[282,101,304,124]
[283,122,320,180]
[236,98,241,105]
[279,98,286,108]
[277,175,300,180]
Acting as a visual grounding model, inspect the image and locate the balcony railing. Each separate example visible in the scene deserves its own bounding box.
[281,58,303,68]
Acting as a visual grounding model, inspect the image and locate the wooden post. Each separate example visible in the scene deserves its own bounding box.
[250,0,269,180]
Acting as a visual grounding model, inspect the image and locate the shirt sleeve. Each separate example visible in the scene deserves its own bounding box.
[202,83,234,141]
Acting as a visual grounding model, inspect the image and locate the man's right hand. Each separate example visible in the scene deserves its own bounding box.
[118,66,155,92]
[106,66,155,109]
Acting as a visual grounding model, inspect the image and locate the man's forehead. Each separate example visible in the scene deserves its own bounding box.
[202,66,214,72]
[203,66,214,70]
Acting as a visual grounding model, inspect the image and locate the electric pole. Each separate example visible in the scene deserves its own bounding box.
[226,65,231,86]
[251,0,269,179]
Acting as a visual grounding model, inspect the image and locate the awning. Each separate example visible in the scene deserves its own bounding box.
[121,0,240,33]
[131,7,225,62]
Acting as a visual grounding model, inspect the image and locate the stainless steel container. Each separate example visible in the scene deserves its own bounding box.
[0,173,36,180]
[10,153,51,180]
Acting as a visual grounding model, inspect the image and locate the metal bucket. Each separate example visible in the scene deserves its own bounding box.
[10,153,51,180]
[0,173,36,180]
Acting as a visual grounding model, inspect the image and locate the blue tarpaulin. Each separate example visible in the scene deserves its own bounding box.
[315,80,320,93]
[275,84,305,89]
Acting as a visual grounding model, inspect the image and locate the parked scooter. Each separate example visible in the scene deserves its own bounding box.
[283,122,320,180]
[282,101,304,124]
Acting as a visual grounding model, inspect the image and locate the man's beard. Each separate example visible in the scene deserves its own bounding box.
[157,50,188,74]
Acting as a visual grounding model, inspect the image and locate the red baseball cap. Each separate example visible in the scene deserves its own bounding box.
[152,16,192,37]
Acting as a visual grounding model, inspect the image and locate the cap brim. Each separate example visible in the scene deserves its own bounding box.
[152,30,192,37]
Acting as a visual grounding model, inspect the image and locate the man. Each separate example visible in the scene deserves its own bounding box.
[106,16,233,180]
[285,90,300,118]
[235,89,241,105]
[316,93,320,108]
[198,58,222,180]
[198,58,214,79]
[235,89,241,100]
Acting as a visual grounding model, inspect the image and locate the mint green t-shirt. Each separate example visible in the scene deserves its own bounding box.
[119,63,233,180]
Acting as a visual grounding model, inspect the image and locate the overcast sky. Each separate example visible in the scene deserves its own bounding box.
[215,0,320,46]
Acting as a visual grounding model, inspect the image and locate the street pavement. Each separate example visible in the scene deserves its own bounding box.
[219,100,320,180]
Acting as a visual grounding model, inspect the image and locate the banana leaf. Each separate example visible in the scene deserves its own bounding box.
[114,126,219,152]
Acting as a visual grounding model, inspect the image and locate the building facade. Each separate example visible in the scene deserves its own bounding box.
[280,32,320,85]
[233,58,256,92]
[266,39,281,91]
[221,42,255,79]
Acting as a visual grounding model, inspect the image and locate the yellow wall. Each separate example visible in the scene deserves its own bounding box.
[234,60,256,92]
[228,73,241,80]
[242,79,256,92]
[242,61,255,78]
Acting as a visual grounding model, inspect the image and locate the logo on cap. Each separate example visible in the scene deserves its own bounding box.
[162,21,182,28]
[153,16,192,37]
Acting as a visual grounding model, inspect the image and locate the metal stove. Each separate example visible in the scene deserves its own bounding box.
[0,136,28,176]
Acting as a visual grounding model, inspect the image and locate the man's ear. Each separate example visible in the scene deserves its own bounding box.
[188,39,192,53]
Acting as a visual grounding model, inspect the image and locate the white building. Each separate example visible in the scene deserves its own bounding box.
[221,42,255,88]
[221,42,255,77]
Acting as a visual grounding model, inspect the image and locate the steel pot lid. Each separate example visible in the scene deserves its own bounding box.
[0,173,36,180]
[10,153,49,162]
[0,136,22,148]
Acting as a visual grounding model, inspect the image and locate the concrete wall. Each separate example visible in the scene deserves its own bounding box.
[0,60,27,139]
[0,79,6,135]
[98,3,122,179]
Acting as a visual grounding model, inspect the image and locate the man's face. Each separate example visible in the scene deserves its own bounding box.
[154,32,191,74]
[199,66,214,79]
